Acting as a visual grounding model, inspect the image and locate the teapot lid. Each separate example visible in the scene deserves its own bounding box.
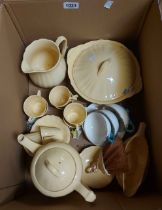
[31,143,82,196]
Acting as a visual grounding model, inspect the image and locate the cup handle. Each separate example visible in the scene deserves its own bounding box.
[75,182,96,202]
[71,125,81,139]
[55,36,68,57]
[69,94,78,101]
[37,89,41,97]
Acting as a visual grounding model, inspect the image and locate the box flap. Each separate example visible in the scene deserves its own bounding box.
[0,5,28,204]
[139,1,162,191]
[4,0,152,45]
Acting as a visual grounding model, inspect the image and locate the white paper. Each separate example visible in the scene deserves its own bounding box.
[104,0,114,9]
[63,2,80,9]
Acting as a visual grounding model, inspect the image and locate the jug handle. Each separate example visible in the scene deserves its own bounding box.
[56,36,68,57]
[17,134,41,155]
[75,182,96,202]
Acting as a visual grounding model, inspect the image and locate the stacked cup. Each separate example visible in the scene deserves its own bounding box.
[49,86,86,138]
[82,104,132,146]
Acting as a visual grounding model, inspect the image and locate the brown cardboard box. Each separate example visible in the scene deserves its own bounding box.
[0,0,162,209]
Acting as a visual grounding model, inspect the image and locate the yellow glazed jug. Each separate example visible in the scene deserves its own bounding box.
[21,36,67,88]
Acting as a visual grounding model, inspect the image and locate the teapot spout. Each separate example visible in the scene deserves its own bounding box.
[17,134,41,155]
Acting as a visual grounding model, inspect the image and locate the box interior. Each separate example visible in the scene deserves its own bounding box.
[1,0,162,209]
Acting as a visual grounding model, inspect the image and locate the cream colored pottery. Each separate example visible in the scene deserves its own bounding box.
[17,134,42,154]
[63,102,87,127]
[23,90,48,120]
[28,142,95,202]
[49,86,78,109]
[83,111,109,146]
[17,132,42,156]
[68,40,142,104]
[21,36,67,88]
[109,104,129,129]
[40,126,64,144]
[22,132,42,143]
[80,146,114,189]
[31,115,71,144]
[116,122,149,197]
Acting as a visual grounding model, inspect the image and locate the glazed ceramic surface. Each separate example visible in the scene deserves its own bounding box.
[68,40,142,104]
[31,115,71,144]
[30,142,96,202]
[86,103,99,113]
[100,109,119,135]
[86,103,128,139]
[40,126,63,144]
[49,86,78,109]
[23,90,48,119]
[29,58,66,88]
[31,143,78,195]
[23,132,42,143]
[63,103,87,127]
[17,138,96,202]
[83,112,109,146]
[80,146,114,189]
[21,36,67,88]
[109,104,129,128]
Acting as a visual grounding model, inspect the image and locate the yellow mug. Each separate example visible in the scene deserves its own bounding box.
[63,102,87,138]
[49,86,78,109]
[23,90,48,121]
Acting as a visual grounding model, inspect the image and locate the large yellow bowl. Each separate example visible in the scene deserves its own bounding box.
[68,40,142,104]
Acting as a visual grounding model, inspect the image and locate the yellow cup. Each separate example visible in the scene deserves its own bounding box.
[63,102,87,127]
[49,86,78,109]
[23,90,48,120]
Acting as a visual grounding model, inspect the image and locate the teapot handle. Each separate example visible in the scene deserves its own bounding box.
[75,182,96,202]
[56,36,68,57]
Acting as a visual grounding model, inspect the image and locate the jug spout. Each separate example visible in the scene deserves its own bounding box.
[21,60,34,74]
[17,134,41,155]
[21,60,44,73]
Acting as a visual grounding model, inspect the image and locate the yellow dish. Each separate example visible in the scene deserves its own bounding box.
[68,40,142,104]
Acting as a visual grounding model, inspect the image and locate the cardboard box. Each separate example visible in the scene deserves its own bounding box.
[0,0,162,209]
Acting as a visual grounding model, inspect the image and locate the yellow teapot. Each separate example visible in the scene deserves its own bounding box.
[17,135,96,202]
